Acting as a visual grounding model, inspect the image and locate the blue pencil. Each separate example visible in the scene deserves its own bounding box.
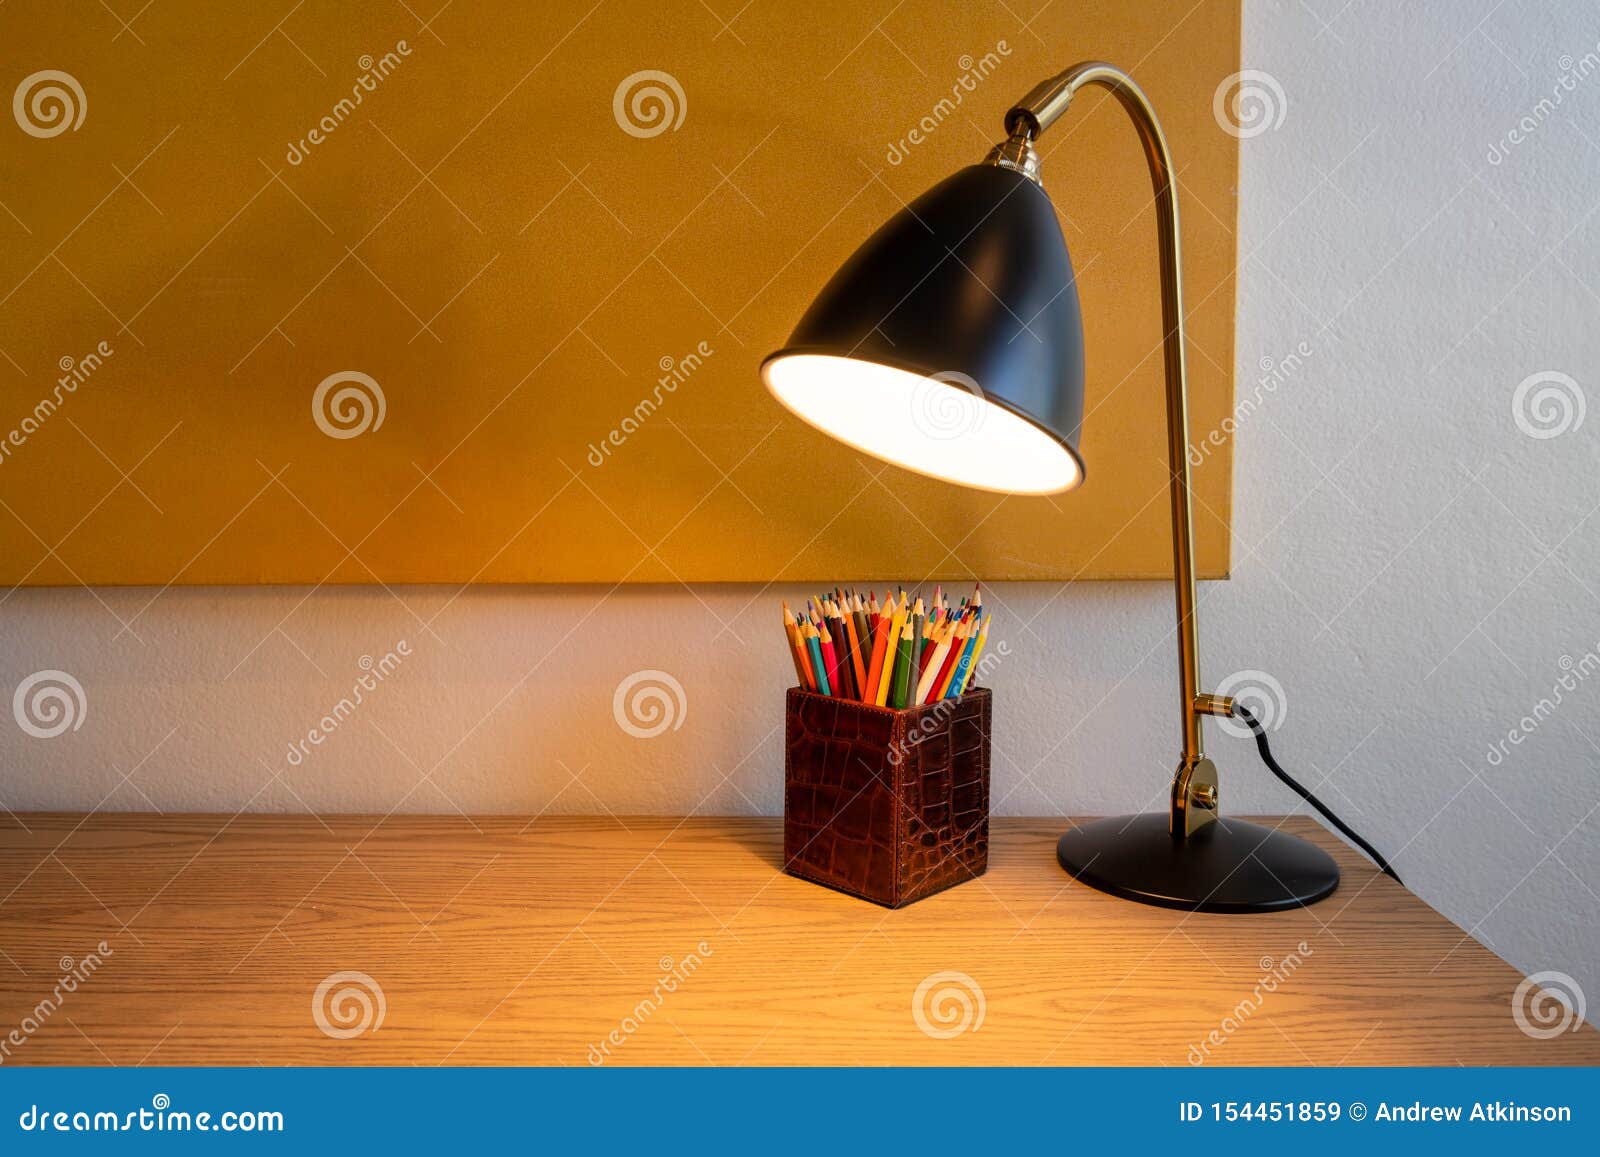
[943,613,982,699]
[806,627,832,696]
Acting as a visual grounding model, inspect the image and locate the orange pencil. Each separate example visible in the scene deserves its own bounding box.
[783,601,813,690]
[862,600,894,705]
[841,604,868,700]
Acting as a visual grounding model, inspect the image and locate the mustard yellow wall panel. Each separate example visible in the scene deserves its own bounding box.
[0,0,1238,584]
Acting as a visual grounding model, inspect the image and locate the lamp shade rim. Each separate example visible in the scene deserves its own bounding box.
[761,346,1087,496]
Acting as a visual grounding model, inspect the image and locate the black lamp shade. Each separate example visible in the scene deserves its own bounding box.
[761,164,1086,494]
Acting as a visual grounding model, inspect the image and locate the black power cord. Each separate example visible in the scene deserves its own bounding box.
[1231,703,1403,885]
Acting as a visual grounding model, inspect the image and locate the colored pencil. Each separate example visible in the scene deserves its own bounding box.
[959,617,990,694]
[851,595,872,684]
[889,618,915,709]
[862,602,893,703]
[819,625,843,698]
[841,603,868,697]
[820,604,842,698]
[908,597,926,690]
[783,602,814,690]
[805,625,832,696]
[918,618,946,675]
[874,595,909,707]
[833,604,860,700]
[931,617,970,700]
[914,626,952,705]
[781,585,995,706]
[944,617,982,699]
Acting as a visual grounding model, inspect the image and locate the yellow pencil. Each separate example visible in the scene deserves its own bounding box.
[874,594,909,707]
[958,618,989,694]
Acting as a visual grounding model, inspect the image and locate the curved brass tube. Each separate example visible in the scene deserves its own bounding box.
[1001,63,1215,833]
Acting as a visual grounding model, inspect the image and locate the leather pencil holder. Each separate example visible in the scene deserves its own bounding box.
[783,686,991,908]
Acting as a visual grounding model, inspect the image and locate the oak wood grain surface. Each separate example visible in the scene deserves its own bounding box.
[0,815,1593,1066]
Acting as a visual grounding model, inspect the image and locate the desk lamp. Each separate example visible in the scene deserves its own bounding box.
[762,62,1345,912]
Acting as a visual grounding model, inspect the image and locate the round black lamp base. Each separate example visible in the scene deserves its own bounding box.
[1056,813,1339,913]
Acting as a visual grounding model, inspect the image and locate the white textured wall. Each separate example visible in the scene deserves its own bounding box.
[3,2,1599,1018]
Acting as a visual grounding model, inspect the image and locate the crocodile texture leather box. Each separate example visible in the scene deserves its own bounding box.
[783,686,991,907]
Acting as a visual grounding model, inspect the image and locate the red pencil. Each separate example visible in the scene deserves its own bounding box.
[928,617,969,699]
[819,626,844,699]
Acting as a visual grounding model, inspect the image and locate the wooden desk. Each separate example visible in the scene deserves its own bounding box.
[0,815,1593,1066]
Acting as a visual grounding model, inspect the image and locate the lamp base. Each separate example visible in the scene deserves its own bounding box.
[1056,813,1339,913]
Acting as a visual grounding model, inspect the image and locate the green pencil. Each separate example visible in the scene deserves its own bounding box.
[889,619,914,709]
[909,597,926,690]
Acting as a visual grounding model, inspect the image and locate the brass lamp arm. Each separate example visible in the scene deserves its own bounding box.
[994,62,1225,835]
